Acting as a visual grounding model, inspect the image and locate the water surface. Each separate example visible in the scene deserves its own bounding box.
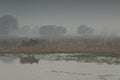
[0,53,120,80]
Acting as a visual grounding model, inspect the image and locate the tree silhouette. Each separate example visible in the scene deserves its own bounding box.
[39,25,67,38]
[0,15,18,34]
[77,25,94,36]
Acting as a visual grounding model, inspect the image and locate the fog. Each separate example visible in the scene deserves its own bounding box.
[39,25,67,38]
[0,14,119,39]
[0,15,18,35]
[77,25,95,36]
[0,0,120,39]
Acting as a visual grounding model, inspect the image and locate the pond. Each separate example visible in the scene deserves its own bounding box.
[0,53,120,80]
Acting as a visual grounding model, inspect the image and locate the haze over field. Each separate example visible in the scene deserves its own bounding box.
[0,0,120,37]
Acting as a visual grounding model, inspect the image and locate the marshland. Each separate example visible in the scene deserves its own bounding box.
[0,0,120,80]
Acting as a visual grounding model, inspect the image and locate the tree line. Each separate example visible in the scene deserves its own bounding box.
[0,14,95,37]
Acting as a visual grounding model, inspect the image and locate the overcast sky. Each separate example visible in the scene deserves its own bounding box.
[0,0,120,35]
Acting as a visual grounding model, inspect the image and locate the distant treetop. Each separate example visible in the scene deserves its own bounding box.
[39,25,67,38]
[0,14,18,35]
[77,25,94,36]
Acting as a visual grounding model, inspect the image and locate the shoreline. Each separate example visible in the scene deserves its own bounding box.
[0,50,120,56]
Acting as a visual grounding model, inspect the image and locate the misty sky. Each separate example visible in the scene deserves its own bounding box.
[0,0,120,35]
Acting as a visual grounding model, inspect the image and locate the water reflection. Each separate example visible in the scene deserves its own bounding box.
[0,54,17,64]
[0,53,120,80]
[20,56,39,64]
[98,74,114,80]
[0,53,120,64]
[51,70,90,76]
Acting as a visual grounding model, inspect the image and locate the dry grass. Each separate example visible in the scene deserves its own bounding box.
[0,39,120,54]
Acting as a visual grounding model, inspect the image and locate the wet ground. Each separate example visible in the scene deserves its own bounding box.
[0,53,120,80]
